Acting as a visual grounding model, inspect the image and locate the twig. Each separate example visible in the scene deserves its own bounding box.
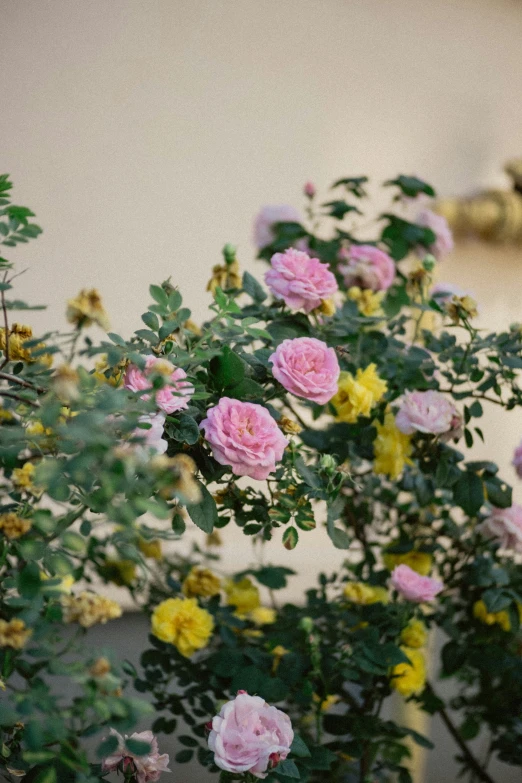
[0,390,39,408]
[284,398,309,430]
[0,273,10,369]
[0,370,45,393]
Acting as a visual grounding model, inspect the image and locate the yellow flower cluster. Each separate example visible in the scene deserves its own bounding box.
[103,559,137,587]
[138,537,162,560]
[400,619,428,649]
[383,550,433,576]
[0,618,32,649]
[12,462,40,496]
[93,354,127,386]
[331,364,387,423]
[313,693,340,712]
[373,411,413,479]
[66,289,110,331]
[445,295,478,325]
[391,646,427,698]
[343,581,389,605]
[61,592,122,628]
[0,323,52,366]
[472,599,522,633]
[347,286,384,317]
[225,577,261,616]
[0,513,31,540]
[151,597,214,658]
[182,566,221,598]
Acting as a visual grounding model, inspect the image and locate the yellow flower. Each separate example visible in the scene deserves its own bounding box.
[206,259,241,294]
[317,298,336,317]
[313,693,340,712]
[61,592,122,628]
[225,577,260,617]
[89,657,111,678]
[373,411,413,479]
[391,647,426,697]
[473,600,511,632]
[347,286,384,317]
[138,537,162,560]
[445,295,478,325]
[248,606,277,626]
[53,364,79,402]
[343,581,389,605]
[26,421,53,439]
[182,566,221,598]
[383,551,433,576]
[0,323,52,366]
[400,620,428,649]
[0,619,32,650]
[151,597,214,658]
[93,354,127,386]
[271,645,290,673]
[41,573,75,593]
[0,404,13,422]
[102,559,137,587]
[12,462,40,496]
[66,289,110,331]
[278,416,302,435]
[331,364,387,423]
[206,530,223,547]
[0,513,31,540]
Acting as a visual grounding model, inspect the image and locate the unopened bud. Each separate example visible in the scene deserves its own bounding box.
[304,181,316,199]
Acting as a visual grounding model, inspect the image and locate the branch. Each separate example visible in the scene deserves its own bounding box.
[426,684,496,783]
[0,390,39,408]
[0,370,45,393]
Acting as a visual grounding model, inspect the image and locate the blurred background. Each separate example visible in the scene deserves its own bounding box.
[2,1,522,780]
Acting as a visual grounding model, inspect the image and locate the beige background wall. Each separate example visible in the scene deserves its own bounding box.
[3,1,522,780]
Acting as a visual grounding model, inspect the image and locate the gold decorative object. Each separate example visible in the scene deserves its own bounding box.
[435,159,522,243]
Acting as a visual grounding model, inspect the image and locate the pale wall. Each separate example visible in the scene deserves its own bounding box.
[2,1,522,781]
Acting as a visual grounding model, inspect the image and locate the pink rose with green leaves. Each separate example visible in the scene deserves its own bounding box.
[265,248,338,313]
[269,337,340,405]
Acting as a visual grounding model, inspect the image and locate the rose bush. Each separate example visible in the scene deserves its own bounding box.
[1,171,522,783]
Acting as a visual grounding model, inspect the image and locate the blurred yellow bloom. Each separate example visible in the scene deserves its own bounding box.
[225,577,260,617]
[248,606,277,626]
[93,354,127,386]
[206,530,223,547]
[207,259,241,294]
[279,416,302,435]
[138,537,162,560]
[41,573,75,593]
[391,647,426,697]
[343,581,389,605]
[271,645,290,673]
[53,364,79,402]
[347,286,384,316]
[0,323,52,365]
[318,298,336,316]
[89,657,111,678]
[103,559,137,587]
[331,364,387,423]
[151,597,214,658]
[182,566,221,599]
[313,693,340,712]
[373,411,413,479]
[66,289,110,331]
[26,421,53,439]
[0,618,31,650]
[473,599,513,632]
[383,551,433,576]
[12,462,40,496]
[400,620,428,649]
[445,295,478,325]
[62,592,122,628]
[0,513,31,539]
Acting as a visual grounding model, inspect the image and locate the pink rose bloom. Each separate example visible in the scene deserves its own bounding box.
[415,209,454,260]
[135,413,168,455]
[269,337,340,405]
[339,245,395,292]
[478,505,522,552]
[265,248,338,313]
[390,564,443,603]
[208,691,294,779]
[513,441,522,479]
[395,390,458,436]
[124,355,194,414]
[200,397,288,481]
[304,181,316,198]
[253,204,302,250]
[102,729,170,783]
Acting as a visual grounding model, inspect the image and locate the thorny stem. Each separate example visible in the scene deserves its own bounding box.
[426,684,496,783]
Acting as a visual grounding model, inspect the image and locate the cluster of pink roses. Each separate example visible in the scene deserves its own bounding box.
[390,564,443,603]
[395,390,462,442]
[208,691,294,779]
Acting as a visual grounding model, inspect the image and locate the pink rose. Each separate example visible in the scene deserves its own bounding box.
[253,204,302,250]
[304,181,316,198]
[265,248,338,314]
[390,564,443,603]
[513,442,522,479]
[339,245,395,292]
[135,413,168,455]
[395,390,459,437]
[478,505,522,552]
[269,337,340,405]
[102,729,170,783]
[208,691,294,779]
[415,209,454,260]
[200,397,288,481]
[124,355,194,414]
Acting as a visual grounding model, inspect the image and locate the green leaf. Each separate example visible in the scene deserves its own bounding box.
[290,735,311,758]
[453,470,484,517]
[125,738,152,756]
[186,483,218,533]
[96,734,119,758]
[178,735,198,747]
[171,513,186,535]
[149,284,169,307]
[17,562,41,599]
[283,527,299,550]
[168,289,183,311]
[323,200,361,220]
[242,270,267,302]
[167,412,201,445]
[33,769,57,783]
[142,311,160,332]
[276,759,301,778]
[209,346,246,390]
[326,497,351,549]
[175,749,194,763]
[384,175,436,198]
[254,566,296,589]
